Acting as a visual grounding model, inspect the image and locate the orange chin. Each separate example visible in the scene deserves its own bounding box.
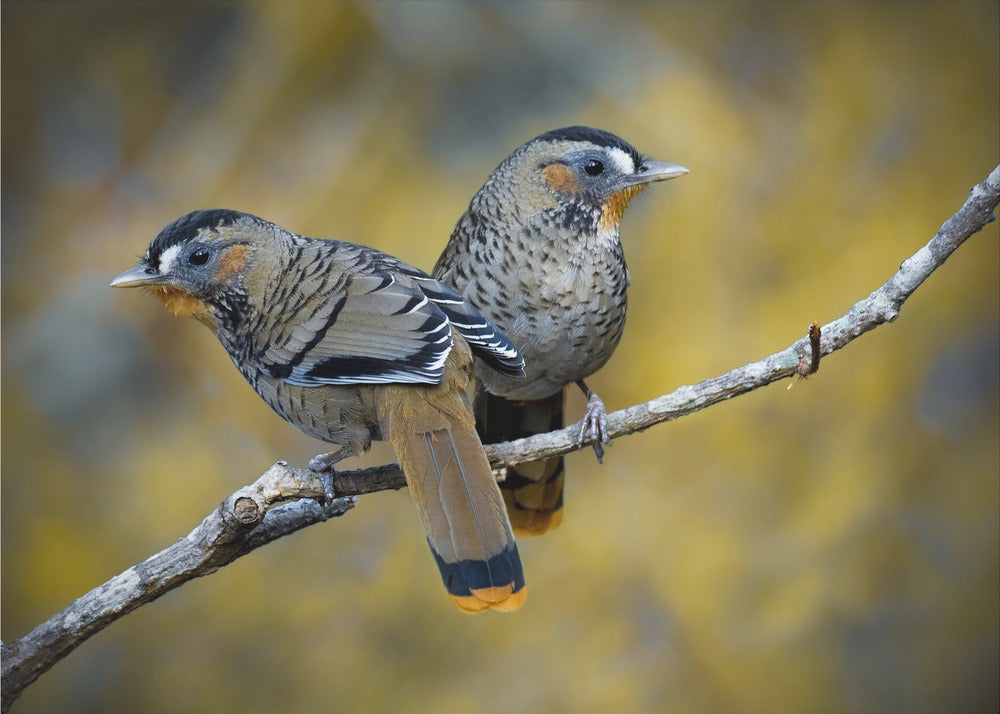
[600,183,647,231]
[148,286,216,328]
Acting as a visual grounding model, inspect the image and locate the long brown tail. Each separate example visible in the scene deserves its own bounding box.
[381,354,525,614]
[474,389,565,536]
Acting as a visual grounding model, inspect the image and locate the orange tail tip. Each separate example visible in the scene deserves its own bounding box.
[432,543,526,614]
[450,586,527,614]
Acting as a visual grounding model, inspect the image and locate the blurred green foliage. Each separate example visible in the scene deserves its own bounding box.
[2,3,997,713]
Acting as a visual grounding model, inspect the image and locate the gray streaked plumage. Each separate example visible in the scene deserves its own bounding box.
[434,126,688,534]
[112,210,526,613]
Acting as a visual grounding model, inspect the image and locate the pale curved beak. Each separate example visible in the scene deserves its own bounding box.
[110,265,165,288]
[623,160,690,186]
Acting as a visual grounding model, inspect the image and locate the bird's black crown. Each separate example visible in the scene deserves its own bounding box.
[146,209,247,265]
[535,126,644,169]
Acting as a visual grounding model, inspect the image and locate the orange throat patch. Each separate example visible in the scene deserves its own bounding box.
[148,286,216,328]
[600,183,647,232]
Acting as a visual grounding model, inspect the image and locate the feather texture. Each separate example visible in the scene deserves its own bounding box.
[382,338,525,613]
[244,235,523,387]
[115,210,527,613]
[475,388,565,535]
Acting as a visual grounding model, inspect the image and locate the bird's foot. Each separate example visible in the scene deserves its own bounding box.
[308,452,342,505]
[577,392,611,463]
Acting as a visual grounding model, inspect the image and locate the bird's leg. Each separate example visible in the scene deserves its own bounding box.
[575,380,610,463]
[308,448,352,505]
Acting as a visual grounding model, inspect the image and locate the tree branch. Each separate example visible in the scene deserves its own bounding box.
[3,165,997,712]
[488,166,1000,465]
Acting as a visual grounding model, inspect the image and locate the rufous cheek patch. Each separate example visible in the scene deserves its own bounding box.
[541,163,580,195]
[214,244,250,283]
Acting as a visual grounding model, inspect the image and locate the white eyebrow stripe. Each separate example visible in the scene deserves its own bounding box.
[158,245,183,274]
[605,146,636,175]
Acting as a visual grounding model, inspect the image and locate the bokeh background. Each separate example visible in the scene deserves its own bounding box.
[2,3,998,713]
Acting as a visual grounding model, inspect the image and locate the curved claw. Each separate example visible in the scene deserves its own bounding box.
[308,451,347,505]
[577,392,610,463]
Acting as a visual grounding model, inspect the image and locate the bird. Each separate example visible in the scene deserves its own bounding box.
[434,126,688,535]
[111,209,527,614]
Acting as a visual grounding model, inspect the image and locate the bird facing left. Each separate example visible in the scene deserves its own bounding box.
[111,209,527,614]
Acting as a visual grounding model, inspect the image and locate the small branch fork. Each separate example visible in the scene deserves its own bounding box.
[3,166,997,712]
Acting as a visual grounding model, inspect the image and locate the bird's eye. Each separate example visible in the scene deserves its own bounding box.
[188,248,210,266]
[583,159,604,176]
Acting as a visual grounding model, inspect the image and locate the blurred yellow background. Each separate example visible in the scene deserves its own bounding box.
[2,3,997,713]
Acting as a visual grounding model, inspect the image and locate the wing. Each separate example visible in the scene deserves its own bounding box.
[256,243,455,386]
[254,237,523,386]
[405,271,525,379]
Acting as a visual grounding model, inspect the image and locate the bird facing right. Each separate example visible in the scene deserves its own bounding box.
[433,126,688,535]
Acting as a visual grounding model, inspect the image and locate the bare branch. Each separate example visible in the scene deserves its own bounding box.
[1,463,356,711]
[486,165,1000,465]
[3,165,997,712]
